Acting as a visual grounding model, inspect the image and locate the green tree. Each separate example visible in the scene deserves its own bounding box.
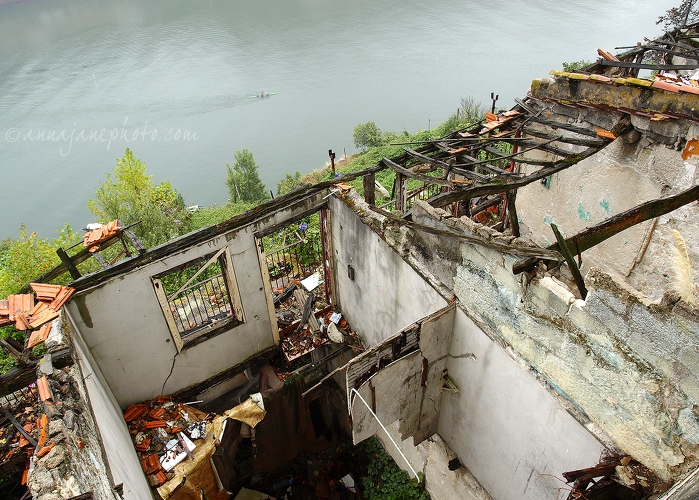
[353,121,383,150]
[658,0,698,29]
[276,171,303,196]
[226,149,269,204]
[0,224,79,297]
[88,148,189,247]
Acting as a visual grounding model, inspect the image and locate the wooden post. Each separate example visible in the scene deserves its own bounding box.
[363,172,376,206]
[56,248,81,280]
[507,189,521,237]
[395,173,407,213]
[551,223,587,300]
[328,149,336,174]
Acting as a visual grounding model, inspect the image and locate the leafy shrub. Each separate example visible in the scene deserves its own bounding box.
[562,60,592,72]
[359,437,429,500]
[353,121,384,150]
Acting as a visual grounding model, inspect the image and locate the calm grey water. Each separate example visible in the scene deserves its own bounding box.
[0,0,675,239]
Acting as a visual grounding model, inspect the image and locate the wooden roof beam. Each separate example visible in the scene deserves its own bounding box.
[427,144,605,208]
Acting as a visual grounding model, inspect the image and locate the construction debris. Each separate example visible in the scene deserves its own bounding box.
[562,456,665,499]
[0,285,74,357]
[123,397,212,489]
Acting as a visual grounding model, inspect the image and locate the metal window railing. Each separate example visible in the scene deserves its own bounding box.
[264,233,325,300]
[169,274,232,336]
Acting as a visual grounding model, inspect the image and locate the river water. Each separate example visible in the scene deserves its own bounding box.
[0,0,675,238]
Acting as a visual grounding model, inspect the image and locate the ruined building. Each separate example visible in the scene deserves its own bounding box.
[1,21,699,500]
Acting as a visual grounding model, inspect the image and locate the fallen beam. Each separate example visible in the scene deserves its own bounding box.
[513,183,699,274]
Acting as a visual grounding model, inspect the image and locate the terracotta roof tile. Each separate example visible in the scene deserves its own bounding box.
[28,308,59,329]
[49,287,74,310]
[29,283,62,302]
[27,324,52,349]
[37,376,52,402]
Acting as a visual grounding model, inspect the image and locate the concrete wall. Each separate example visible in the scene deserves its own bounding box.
[517,102,699,303]
[439,308,605,500]
[407,200,699,481]
[67,192,327,407]
[66,310,153,500]
[329,195,447,346]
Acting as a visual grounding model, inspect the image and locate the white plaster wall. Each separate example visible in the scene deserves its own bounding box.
[517,115,699,302]
[67,310,153,500]
[67,193,327,407]
[329,196,447,346]
[517,139,661,277]
[67,229,271,407]
[439,308,605,500]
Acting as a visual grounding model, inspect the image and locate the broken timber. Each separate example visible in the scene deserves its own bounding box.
[371,205,563,261]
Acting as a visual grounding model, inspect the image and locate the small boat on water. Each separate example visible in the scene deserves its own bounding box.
[247,91,280,98]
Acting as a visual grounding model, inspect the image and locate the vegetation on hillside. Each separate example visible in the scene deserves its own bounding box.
[88,148,190,248]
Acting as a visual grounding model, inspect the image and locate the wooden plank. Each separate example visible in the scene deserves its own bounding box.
[403,147,451,170]
[56,248,81,280]
[456,153,516,176]
[512,183,699,274]
[597,60,699,70]
[0,348,72,399]
[526,115,600,137]
[395,173,407,213]
[4,409,38,448]
[122,229,146,254]
[551,223,588,299]
[521,126,606,147]
[427,144,606,208]
[92,252,108,268]
[372,206,562,261]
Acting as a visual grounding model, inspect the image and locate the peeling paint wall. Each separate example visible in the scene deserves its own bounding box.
[406,200,699,482]
[517,101,699,302]
[440,307,605,500]
[66,193,327,407]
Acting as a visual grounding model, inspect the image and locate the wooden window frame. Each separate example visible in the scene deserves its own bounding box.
[152,247,245,352]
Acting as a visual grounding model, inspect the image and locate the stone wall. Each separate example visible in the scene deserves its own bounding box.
[406,200,699,482]
[27,320,122,500]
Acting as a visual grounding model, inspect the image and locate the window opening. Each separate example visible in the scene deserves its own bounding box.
[153,247,243,350]
[258,210,332,367]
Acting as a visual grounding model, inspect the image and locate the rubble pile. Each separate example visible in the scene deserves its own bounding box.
[27,359,117,499]
[562,456,666,499]
[0,385,39,490]
[0,284,74,348]
[123,397,211,488]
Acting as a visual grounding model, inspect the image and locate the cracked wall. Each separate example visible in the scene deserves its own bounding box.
[66,192,327,407]
[517,101,699,303]
[406,200,699,483]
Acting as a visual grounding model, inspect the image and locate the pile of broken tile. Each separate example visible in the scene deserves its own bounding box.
[83,219,121,252]
[123,397,210,488]
[0,385,40,485]
[0,283,74,349]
